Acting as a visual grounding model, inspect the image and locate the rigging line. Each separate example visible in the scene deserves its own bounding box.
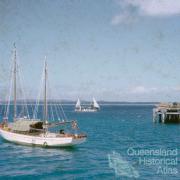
[48,95,62,121]
[54,103,60,120]
[47,78,56,122]
[5,69,13,118]
[55,104,63,121]
[3,54,12,117]
[55,104,64,121]
[4,56,14,118]
[17,69,26,117]
[58,102,68,121]
[45,68,61,122]
[53,88,67,121]
[16,52,30,119]
[50,103,55,121]
[46,63,61,124]
[56,103,65,121]
[20,82,30,118]
[35,63,45,119]
[16,62,29,118]
[33,64,44,119]
[53,100,61,121]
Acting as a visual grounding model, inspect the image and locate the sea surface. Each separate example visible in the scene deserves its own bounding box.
[0,104,179,179]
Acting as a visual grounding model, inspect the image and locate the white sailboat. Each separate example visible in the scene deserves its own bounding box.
[0,45,86,147]
[92,97,100,110]
[75,98,81,111]
[75,98,100,112]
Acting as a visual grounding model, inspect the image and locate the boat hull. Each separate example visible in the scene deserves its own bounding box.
[0,128,86,147]
[75,109,98,112]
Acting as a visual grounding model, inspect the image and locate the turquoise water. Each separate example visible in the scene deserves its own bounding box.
[0,105,179,179]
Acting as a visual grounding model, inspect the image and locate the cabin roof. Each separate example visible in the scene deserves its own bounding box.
[9,119,42,132]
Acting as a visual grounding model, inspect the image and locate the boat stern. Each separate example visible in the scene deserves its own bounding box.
[72,134,87,145]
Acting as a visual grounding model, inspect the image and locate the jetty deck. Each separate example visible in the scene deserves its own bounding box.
[153,102,180,123]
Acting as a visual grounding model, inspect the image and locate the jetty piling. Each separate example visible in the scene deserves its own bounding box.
[153,102,180,123]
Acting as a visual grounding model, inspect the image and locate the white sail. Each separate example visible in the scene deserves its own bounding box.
[92,98,100,109]
[75,98,81,108]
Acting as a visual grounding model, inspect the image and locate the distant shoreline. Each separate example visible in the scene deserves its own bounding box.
[0,101,159,106]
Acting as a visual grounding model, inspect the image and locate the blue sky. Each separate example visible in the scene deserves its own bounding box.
[0,0,180,102]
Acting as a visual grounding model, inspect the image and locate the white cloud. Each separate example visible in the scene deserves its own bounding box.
[112,0,180,25]
[130,86,158,94]
[133,0,180,16]
[131,86,146,93]
[111,11,137,25]
[130,85,180,95]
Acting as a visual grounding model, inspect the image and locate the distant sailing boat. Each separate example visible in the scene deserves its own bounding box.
[75,98,100,112]
[91,97,100,110]
[0,45,86,147]
[75,98,81,111]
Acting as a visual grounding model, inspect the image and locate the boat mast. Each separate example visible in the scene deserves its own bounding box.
[44,59,48,125]
[13,44,17,121]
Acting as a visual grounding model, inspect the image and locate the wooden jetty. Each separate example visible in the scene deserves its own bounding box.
[153,102,180,123]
